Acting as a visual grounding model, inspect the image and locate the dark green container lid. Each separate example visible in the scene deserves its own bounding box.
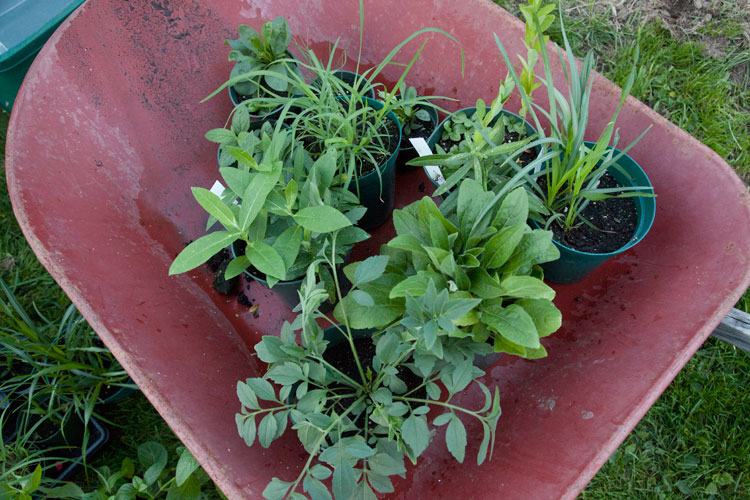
[0,0,85,111]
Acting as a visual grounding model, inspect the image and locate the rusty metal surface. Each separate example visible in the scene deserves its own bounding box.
[5,0,750,498]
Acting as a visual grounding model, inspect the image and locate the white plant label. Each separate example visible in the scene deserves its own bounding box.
[409,137,444,185]
[210,180,227,197]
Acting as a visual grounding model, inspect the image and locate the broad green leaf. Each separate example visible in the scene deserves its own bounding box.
[429,216,450,250]
[389,273,434,299]
[352,480,378,500]
[482,223,525,269]
[293,205,352,233]
[353,255,390,286]
[457,179,492,235]
[481,303,540,348]
[445,416,467,463]
[175,448,200,487]
[351,290,374,307]
[169,231,238,275]
[205,128,235,144]
[231,106,251,134]
[138,442,168,486]
[247,241,286,280]
[304,476,333,500]
[401,415,430,457]
[332,461,356,500]
[498,276,555,300]
[387,234,426,254]
[367,453,406,477]
[272,225,303,270]
[166,473,201,500]
[220,167,252,197]
[493,187,529,229]
[468,268,503,299]
[518,299,561,337]
[225,255,249,280]
[262,478,292,500]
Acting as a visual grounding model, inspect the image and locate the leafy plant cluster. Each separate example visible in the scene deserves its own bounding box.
[170,120,368,298]
[226,18,301,113]
[236,249,502,500]
[377,82,436,143]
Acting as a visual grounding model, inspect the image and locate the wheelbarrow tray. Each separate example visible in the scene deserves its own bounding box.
[6,0,750,498]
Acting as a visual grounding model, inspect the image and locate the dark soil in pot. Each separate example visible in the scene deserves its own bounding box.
[540,172,638,253]
[323,337,427,433]
[437,130,536,167]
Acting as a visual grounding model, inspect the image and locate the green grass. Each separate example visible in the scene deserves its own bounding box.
[2,2,750,498]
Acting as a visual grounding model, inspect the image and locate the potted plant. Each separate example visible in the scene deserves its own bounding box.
[225,18,301,118]
[235,250,501,500]
[169,124,369,309]
[334,180,562,368]
[407,76,543,199]
[377,82,440,168]
[208,20,463,229]
[495,2,656,283]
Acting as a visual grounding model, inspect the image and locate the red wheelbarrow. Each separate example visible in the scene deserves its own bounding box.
[5,0,750,498]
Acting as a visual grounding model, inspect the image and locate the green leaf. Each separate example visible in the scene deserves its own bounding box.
[304,476,333,500]
[138,442,168,486]
[445,416,467,463]
[236,414,257,447]
[293,206,352,233]
[247,241,286,280]
[351,290,374,307]
[267,362,304,385]
[481,303,540,348]
[166,474,201,500]
[221,167,252,196]
[493,187,529,229]
[239,167,280,231]
[272,225,303,270]
[457,179,493,235]
[332,461,357,500]
[262,478,292,500]
[352,480,378,500]
[482,224,525,269]
[518,299,562,337]
[389,273,434,299]
[169,231,238,275]
[498,276,555,300]
[401,415,430,457]
[231,106,251,134]
[225,256,250,280]
[468,268,503,299]
[237,381,260,409]
[205,128,236,144]
[245,378,276,400]
[387,234,426,254]
[258,412,279,448]
[353,255,390,286]
[310,465,332,480]
[368,453,406,477]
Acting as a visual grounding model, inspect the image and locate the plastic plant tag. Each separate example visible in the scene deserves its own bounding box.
[409,137,444,185]
[209,180,226,197]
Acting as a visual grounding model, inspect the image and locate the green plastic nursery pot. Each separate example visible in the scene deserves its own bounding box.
[0,0,85,111]
[539,143,656,284]
[348,97,402,230]
[396,105,439,169]
[231,240,304,310]
[423,107,536,189]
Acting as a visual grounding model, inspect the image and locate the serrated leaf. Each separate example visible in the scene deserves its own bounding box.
[401,415,430,457]
[445,416,467,463]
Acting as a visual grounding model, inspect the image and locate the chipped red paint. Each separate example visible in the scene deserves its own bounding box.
[6,1,750,499]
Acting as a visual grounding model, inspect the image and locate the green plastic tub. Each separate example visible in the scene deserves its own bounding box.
[0,0,84,112]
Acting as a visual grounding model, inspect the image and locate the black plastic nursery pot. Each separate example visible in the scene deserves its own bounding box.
[347,96,402,230]
[537,142,656,284]
[423,106,537,189]
[17,406,85,448]
[396,105,439,169]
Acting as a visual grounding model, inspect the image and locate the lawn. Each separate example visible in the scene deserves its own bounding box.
[1,0,749,498]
